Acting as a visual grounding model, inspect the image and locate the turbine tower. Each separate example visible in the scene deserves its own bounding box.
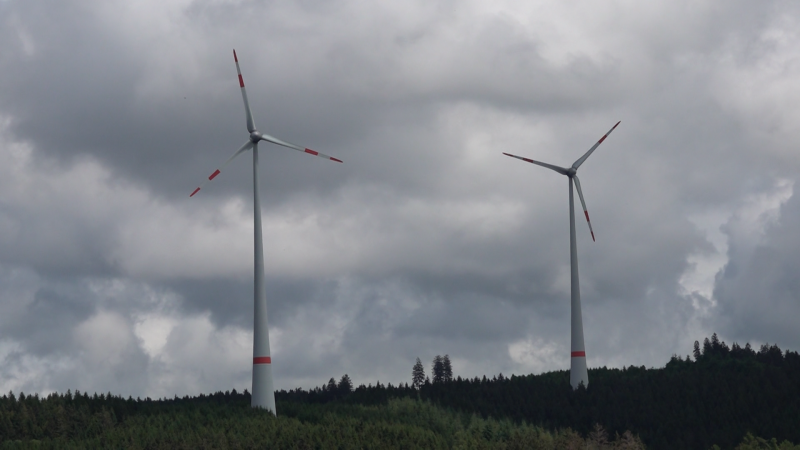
[190,50,342,412]
[503,121,619,390]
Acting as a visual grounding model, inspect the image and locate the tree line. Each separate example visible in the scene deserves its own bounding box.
[276,335,800,449]
[1,335,799,449]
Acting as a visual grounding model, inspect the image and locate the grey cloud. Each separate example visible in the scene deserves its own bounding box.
[1,0,799,397]
[712,189,800,349]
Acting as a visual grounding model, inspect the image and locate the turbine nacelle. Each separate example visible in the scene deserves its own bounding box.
[566,167,577,177]
[249,131,262,143]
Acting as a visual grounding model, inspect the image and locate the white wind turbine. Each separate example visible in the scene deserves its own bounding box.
[190,50,343,412]
[503,121,619,390]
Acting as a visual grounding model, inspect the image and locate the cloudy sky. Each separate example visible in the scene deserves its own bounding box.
[1,0,799,398]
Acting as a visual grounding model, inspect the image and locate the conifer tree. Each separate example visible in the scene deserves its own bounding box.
[338,374,353,394]
[443,355,453,382]
[412,358,425,389]
[432,355,444,383]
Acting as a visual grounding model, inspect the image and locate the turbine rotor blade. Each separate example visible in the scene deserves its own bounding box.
[260,133,343,163]
[502,152,568,175]
[233,50,257,133]
[190,141,253,197]
[572,175,595,241]
[572,121,620,170]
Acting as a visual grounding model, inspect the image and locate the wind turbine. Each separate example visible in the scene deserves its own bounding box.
[190,50,342,412]
[503,121,619,390]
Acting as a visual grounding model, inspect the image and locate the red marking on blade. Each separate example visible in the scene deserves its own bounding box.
[584,211,590,221]
[238,74,244,87]
[209,169,221,180]
[190,187,200,197]
[571,351,586,357]
[253,356,271,364]
[598,135,607,144]
[613,121,620,129]
[331,157,343,163]
[304,148,319,156]
[523,157,533,163]
[233,49,238,62]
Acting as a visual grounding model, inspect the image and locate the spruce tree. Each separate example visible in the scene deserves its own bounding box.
[338,374,353,394]
[443,355,453,382]
[412,358,425,390]
[432,355,444,383]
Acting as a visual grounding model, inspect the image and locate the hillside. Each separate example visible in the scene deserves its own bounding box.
[280,335,800,449]
[1,335,799,449]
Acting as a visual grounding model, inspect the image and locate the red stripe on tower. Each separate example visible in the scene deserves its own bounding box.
[209,169,221,180]
[305,148,319,156]
[571,351,586,357]
[238,75,244,88]
[253,357,272,364]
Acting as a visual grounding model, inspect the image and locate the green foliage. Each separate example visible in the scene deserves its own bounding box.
[279,335,800,449]
[0,394,649,449]
[735,433,800,450]
[1,335,798,449]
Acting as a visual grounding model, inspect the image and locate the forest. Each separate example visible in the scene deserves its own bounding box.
[1,335,799,449]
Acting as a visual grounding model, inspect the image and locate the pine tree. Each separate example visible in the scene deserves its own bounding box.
[338,374,353,394]
[432,355,444,383]
[412,358,425,390]
[443,355,453,382]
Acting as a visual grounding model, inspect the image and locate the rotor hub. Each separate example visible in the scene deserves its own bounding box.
[567,167,577,177]
[249,131,262,143]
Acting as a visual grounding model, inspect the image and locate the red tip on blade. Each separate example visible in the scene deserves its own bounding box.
[233,49,238,62]
[571,351,586,357]
[331,157,343,163]
[238,74,244,88]
[613,120,620,128]
[253,356,271,364]
[209,169,221,180]
[190,187,200,197]
[304,148,319,156]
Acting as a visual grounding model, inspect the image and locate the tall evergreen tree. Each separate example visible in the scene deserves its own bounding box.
[412,358,425,390]
[443,355,453,382]
[338,374,353,394]
[703,337,712,356]
[432,355,444,383]
[693,340,701,361]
